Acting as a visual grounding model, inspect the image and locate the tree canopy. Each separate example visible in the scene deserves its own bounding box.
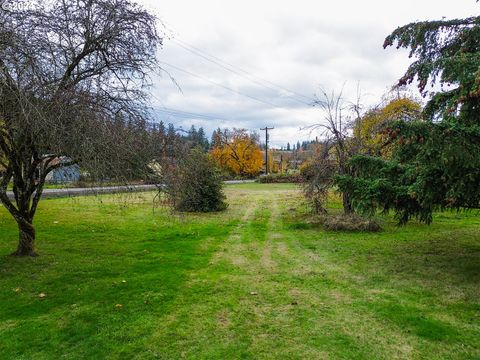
[337,12,480,224]
[353,96,422,158]
[210,128,263,177]
[0,0,162,255]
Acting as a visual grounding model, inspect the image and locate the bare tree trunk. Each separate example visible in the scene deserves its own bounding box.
[0,160,47,256]
[12,218,37,257]
[343,193,354,214]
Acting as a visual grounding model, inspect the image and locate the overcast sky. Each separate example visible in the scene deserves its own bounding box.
[140,0,478,147]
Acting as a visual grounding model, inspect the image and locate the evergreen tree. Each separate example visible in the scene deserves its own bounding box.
[166,123,177,157]
[211,128,222,149]
[337,11,480,224]
[157,121,166,138]
[197,127,209,150]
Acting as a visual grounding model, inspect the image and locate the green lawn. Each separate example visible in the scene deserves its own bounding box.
[0,183,479,359]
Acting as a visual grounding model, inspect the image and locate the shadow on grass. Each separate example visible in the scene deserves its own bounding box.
[0,220,237,358]
[366,301,460,342]
[385,234,480,285]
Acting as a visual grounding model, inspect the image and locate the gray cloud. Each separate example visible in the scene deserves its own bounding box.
[140,0,478,147]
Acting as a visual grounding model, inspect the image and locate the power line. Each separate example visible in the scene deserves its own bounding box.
[173,39,313,106]
[174,39,315,103]
[159,61,284,109]
[154,106,232,122]
[149,90,233,123]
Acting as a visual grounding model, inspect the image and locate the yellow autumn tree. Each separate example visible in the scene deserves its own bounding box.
[267,152,275,173]
[210,128,263,176]
[354,96,422,158]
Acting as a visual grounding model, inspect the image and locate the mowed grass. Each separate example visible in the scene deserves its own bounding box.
[0,183,479,359]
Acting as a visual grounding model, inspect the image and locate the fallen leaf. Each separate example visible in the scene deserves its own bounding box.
[38,293,46,298]
[13,287,21,293]
[121,280,127,283]
[250,291,258,296]
[115,303,123,309]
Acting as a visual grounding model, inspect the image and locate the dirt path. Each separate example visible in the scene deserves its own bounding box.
[260,196,280,271]
[144,185,425,359]
[211,189,285,275]
[211,199,258,266]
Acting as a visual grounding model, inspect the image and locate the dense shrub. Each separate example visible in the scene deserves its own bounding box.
[257,172,302,183]
[165,147,228,212]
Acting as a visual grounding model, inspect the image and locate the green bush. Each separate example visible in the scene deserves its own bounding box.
[167,147,228,212]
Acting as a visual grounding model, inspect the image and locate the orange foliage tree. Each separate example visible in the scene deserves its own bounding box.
[210,128,263,176]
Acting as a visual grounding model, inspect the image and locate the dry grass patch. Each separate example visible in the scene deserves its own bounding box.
[322,213,382,232]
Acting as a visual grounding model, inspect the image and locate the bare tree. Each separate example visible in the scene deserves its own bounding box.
[0,0,162,256]
[306,88,362,214]
[301,140,335,214]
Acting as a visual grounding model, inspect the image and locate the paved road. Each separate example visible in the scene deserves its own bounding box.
[5,180,255,200]
[224,180,255,185]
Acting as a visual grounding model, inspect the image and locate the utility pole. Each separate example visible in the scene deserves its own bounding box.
[260,126,274,174]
